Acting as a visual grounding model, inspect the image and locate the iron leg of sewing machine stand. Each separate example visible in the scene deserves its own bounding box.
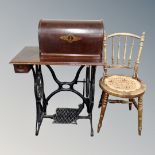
[31,65,96,136]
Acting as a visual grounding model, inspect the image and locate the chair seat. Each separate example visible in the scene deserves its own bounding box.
[100,75,146,98]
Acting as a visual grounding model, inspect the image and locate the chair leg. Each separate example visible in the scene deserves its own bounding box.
[97,92,109,133]
[129,99,132,110]
[138,95,143,136]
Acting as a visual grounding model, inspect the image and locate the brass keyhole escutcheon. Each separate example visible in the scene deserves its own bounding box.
[60,34,81,43]
[67,35,74,42]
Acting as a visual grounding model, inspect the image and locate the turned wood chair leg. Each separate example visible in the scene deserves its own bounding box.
[138,95,143,136]
[97,92,109,133]
[129,99,132,110]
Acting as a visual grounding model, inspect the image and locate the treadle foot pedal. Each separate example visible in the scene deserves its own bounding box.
[53,104,84,124]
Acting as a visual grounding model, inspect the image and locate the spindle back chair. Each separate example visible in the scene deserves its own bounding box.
[97,32,146,135]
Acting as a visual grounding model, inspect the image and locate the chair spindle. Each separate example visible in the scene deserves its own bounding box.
[123,36,127,64]
[128,38,135,66]
[112,37,115,65]
[117,36,120,64]
[104,34,107,64]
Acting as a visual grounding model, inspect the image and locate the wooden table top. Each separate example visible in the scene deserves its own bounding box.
[10,47,104,65]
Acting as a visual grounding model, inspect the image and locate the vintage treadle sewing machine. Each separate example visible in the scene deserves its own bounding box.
[10,19,104,136]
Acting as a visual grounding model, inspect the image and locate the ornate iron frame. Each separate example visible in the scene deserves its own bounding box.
[31,65,96,136]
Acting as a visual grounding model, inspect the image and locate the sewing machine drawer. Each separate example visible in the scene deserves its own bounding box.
[13,64,31,73]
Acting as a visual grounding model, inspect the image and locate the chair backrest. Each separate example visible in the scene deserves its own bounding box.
[103,32,145,79]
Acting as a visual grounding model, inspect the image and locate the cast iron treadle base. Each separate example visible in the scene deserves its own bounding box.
[32,65,96,136]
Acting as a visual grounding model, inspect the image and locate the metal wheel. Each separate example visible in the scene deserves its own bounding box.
[89,66,96,112]
[86,66,90,97]
[35,71,44,100]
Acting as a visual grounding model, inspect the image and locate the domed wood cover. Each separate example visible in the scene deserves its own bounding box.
[38,19,104,61]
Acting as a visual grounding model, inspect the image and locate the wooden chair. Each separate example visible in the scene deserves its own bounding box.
[97,32,146,135]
